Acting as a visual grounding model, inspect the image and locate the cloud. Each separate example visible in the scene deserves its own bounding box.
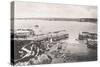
[15,1,97,18]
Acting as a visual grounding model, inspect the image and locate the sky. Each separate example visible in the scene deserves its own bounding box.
[14,1,97,18]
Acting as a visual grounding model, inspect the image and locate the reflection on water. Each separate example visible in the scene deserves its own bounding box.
[15,20,97,40]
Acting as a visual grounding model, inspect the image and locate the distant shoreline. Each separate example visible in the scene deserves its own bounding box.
[11,18,97,23]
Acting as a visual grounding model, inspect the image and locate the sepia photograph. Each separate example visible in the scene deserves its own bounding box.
[11,1,97,66]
